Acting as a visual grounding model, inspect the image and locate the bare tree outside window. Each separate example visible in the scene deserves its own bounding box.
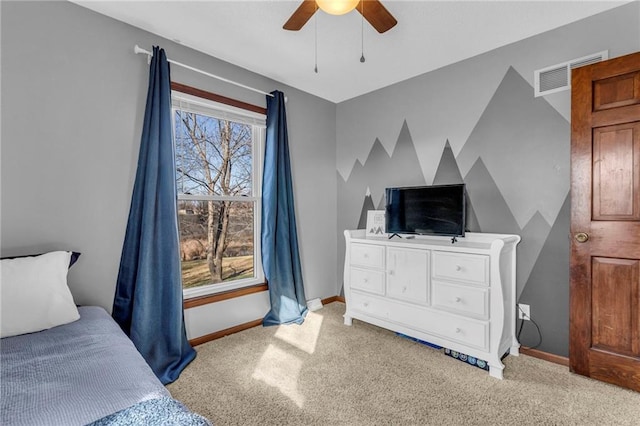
[174,109,256,288]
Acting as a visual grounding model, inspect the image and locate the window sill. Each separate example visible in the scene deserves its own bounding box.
[183,282,268,309]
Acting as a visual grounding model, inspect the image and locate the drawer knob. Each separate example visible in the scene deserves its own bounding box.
[454,297,461,303]
[364,253,369,258]
[363,278,368,283]
[455,265,462,271]
[455,327,461,334]
[402,286,407,293]
[363,302,369,307]
[389,270,395,276]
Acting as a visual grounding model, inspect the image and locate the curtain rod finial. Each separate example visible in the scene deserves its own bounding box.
[134,44,152,64]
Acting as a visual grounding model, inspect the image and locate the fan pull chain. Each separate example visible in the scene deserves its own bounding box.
[314,13,319,73]
[360,1,366,63]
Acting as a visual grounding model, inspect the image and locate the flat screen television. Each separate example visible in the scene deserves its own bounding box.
[385,184,466,238]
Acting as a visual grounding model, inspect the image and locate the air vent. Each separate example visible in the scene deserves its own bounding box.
[538,66,568,93]
[534,50,608,97]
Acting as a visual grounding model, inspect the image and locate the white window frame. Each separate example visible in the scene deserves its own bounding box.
[171,91,266,298]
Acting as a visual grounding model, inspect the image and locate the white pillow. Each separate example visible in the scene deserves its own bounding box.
[1,251,80,338]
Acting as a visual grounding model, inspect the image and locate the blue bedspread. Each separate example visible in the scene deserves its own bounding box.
[89,396,210,426]
[1,306,209,426]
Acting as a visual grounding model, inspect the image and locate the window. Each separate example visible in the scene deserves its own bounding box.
[172,87,266,298]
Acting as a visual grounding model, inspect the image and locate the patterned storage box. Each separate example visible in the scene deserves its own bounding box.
[443,347,489,371]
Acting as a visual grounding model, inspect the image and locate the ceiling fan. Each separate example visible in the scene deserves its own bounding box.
[283,0,397,34]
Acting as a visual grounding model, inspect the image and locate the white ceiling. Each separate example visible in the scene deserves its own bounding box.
[72,1,628,103]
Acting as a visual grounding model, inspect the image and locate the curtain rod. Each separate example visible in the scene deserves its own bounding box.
[134,45,274,98]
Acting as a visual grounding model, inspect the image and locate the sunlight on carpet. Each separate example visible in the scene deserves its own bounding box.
[274,311,323,354]
[251,344,305,407]
[251,311,325,407]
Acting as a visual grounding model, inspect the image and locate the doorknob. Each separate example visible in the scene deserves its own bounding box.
[575,232,589,243]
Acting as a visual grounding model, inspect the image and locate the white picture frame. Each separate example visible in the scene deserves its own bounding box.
[366,210,386,237]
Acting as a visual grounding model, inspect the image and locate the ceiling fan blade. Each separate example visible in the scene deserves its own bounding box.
[358,0,397,33]
[283,0,318,31]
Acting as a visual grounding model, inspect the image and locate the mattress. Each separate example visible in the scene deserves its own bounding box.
[1,306,171,426]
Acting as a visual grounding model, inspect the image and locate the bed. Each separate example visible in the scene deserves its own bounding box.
[0,252,210,426]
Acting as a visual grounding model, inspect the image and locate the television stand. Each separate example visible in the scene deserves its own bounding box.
[343,229,521,379]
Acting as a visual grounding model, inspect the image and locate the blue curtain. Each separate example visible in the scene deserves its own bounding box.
[262,91,308,326]
[112,46,195,385]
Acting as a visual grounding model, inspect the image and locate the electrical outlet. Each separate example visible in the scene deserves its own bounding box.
[518,303,531,321]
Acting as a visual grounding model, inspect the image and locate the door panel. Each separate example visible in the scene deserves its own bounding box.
[571,51,640,392]
[593,70,640,111]
[592,124,640,220]
[590,350,640,390]
[591,257,639,356]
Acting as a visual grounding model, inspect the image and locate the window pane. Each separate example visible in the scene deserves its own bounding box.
[178,200,255,289]
[174,110,253,197]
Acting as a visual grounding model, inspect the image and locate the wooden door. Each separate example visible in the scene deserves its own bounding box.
[570,51,640,391]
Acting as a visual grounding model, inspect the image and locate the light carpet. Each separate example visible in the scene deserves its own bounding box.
[168,302,640,425]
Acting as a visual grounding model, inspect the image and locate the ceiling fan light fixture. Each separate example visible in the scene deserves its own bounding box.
[316,0,360,16]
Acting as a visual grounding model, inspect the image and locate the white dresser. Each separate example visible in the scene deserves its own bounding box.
[343,229,521,379]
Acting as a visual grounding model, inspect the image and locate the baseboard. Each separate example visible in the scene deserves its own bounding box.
[189,296,344,346]
[189,318,263,347]
[520,347,569,367]
[322,295,345,304]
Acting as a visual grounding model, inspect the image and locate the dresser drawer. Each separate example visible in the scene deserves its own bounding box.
[349,291,390,320]
[388,302,489,351]
[350,243,385,269]
[350,267,385,295]
[432,280,489,320]
[432,252,489,286]
[436,313,488,351]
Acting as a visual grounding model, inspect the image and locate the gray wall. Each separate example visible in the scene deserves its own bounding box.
[1,1,338,315]
[336,2,640,357]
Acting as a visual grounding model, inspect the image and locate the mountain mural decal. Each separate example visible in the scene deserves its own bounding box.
[358,188,376,229]
[518,192,570,356]
[358,121,426,206]
[433,140,463,184]
[464,157,551,297]
[433,140,480,232]
[456,66,570,229]
[338,120,426,234]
